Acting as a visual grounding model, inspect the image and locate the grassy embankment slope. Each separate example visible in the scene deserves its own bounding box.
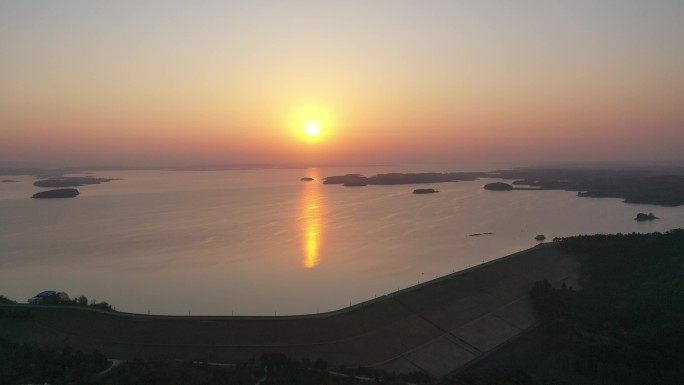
[456,230,684,385]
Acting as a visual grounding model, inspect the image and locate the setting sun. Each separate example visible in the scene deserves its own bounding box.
[288,102,337,144]
[305,121,321,137]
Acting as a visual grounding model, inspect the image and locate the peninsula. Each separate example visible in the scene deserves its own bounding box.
[493,167,684,206]
[323,172,486,186]
[33,176,118,188]
[324,166,684,206]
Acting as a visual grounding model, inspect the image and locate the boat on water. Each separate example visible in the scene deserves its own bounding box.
[535,234,546,241]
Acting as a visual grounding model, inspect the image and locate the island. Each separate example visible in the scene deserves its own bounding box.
[323,172,486,186]
[492,167,684,206]
[33,176,117,188]
[32,189,80,199]
[635,212,659,221]
[300,177,315,181]
[483,182,513,191]
[1,179,19,183]
[413,188,438,194]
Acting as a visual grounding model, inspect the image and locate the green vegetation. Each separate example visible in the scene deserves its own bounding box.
[259,353,327,385]
[0,343,432,385]
[327,363,433,385]
[0,295,16,304]
[0,295,31,320]
[0,346,421,385]
[529,230,684,385]
[0,309,32,320]
[98,358,259,385]
[31,292,116,311]
[0,338,108,385]
[69,295,116,312]
[447,230,684,385]
[448,368,540,385]
[98,354,432,385]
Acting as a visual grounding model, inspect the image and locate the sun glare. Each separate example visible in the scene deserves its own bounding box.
[305,121,321,137]
[288,102,336,143]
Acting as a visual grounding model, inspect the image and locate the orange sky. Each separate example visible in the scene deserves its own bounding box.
[1,1,683,167]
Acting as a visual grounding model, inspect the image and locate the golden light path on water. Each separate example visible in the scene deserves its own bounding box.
[300,169,323,268]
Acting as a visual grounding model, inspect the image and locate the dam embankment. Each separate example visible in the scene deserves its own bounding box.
[0,243,581,377]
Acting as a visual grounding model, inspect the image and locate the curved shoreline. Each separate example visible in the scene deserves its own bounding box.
[0,243,579,377]
[1,244,554,320]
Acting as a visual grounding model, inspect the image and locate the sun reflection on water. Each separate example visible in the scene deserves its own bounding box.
[300,170,323,268]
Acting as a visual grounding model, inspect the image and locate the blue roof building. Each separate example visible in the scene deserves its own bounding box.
[28,290,59,304]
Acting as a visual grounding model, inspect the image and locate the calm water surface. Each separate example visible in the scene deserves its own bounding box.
[1,166,683,315]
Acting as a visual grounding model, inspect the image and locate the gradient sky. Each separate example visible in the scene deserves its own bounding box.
[2,1,683,167]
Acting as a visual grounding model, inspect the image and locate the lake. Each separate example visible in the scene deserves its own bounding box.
[1,165,683,315]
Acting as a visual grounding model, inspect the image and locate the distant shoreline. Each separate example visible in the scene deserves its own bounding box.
[7,164,684,206]
[322,167,684,207]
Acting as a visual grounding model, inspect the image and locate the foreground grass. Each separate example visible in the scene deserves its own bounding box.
[530,231,683,384]
[0,338,108,385]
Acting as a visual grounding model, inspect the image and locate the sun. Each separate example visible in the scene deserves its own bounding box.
[305,121,321,137]
[288,102,336,143]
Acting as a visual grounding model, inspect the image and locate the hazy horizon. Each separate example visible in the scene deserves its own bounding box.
[2,1,683,167]
[4,159,684,173]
